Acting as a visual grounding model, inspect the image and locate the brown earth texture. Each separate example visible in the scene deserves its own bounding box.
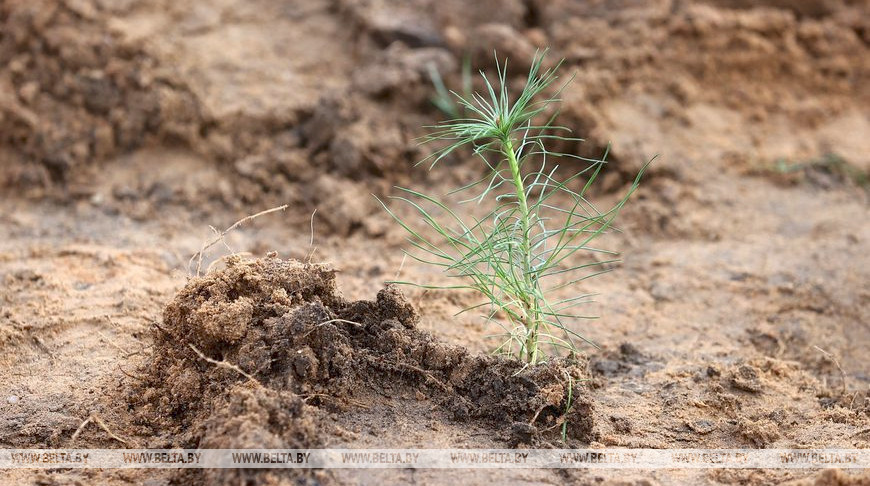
[1,0,869,484]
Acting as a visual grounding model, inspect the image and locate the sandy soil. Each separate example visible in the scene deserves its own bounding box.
[1,0,869,484]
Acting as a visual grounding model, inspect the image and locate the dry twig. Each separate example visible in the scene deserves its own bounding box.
[71,414,128,445]
[188,204,288,276]
[814,346,848,395]
[188,343,259,384]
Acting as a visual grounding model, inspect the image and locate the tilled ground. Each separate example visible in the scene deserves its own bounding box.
[1,0,869,485]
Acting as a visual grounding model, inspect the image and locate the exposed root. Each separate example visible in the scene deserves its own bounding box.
[188,343,259,384]
[814,345,848,396]
[96,330,139,358]
[117,365,147,382]
[188,204,289,276]
[71,414,128,446]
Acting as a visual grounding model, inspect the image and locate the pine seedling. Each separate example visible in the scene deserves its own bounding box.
[382,52,646,365]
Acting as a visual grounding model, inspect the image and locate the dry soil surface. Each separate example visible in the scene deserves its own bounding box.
[1,0,869,485]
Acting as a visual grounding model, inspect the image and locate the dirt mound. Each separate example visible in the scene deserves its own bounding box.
[130,255,592,482]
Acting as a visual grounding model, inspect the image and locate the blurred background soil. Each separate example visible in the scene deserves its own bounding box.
[0,0,868,484]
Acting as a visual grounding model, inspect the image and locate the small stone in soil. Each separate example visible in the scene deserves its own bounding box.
[731,365,764,393]
[509,422,538,446]
[688,419,716,435]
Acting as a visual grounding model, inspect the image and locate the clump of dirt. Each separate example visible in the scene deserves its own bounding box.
[0,0,202,187]
[130,255,592,482]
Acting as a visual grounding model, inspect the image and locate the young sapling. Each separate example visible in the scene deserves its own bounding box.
[382,52,647,365]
